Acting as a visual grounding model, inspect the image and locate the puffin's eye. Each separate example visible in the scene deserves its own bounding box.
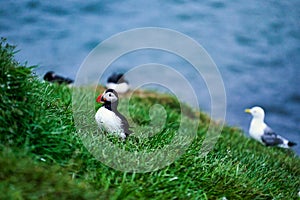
[109,93,112,97]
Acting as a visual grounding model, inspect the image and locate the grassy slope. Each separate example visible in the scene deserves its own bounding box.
[0,39,299,199]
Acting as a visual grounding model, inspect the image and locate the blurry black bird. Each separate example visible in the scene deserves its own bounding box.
[43,71,73,85]
[106,73,129,93]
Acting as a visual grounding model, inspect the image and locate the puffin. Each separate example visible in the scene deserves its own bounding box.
[106,73,129,94]
[245,106,297,148]
[95,89,132,139]
[43,71,73,85]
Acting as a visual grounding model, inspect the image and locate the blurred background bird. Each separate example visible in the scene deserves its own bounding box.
[43,71,73,85]
[106,73,130,94]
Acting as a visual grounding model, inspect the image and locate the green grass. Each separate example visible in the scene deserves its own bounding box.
[1,38,300,199]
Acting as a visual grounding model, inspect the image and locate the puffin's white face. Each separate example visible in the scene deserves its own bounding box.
[102,91,118,103]
[245,106,265,119]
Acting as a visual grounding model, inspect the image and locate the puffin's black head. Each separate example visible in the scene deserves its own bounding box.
[96,89,119,104]
[43,71,55,81]
[107,73,128,84]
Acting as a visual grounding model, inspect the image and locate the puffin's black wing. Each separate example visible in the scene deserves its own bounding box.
[115,111,132,136]
[261,126,283,146]
[54,75,74,84]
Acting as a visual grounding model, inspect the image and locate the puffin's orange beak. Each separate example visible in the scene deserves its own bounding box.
[96,94,103,103]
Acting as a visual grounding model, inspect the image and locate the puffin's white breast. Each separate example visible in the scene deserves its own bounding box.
[95,107,123,134]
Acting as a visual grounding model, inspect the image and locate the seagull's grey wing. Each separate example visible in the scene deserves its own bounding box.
[261,126,283,146]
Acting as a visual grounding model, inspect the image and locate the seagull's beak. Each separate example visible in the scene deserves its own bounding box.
[96,94,104,103]
[244,109,251,113]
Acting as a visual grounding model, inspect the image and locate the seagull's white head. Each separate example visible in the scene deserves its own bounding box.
[245,106,265,120]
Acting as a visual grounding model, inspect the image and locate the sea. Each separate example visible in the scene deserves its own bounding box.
[1,0,299,155]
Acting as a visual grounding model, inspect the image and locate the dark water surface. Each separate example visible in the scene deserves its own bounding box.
[1,0,299,154]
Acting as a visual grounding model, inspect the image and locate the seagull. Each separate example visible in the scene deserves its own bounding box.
[245,106,297,148]
[43,71,73,85]
[106,73,129,94]
[95,89,132,139]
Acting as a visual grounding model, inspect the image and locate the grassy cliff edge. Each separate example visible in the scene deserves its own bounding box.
[0,39,299,199]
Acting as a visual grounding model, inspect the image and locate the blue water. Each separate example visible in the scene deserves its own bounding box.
[1,0,299,154]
